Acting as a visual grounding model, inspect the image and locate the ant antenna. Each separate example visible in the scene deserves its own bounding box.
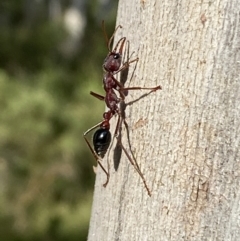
[102,20,122,52]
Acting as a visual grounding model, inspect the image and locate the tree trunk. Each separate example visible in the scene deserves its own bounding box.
[88,0,240,240]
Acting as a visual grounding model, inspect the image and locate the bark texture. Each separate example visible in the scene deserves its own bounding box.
[88,0,240,240]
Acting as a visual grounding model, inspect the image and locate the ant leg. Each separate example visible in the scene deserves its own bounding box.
[90,90,125,108]
[117,85,162,102]
[111,56,140,98]
[84,122,110,187]
[84,121,103,136]
[105,112,121,171]
[111,78,161,99]
[114,57,139,75]
[122,85,162,92]
[90,91,105,101]
[83,135,110,187]
[123,40,137,68]
[114,112,152,196]
[118,138,152,197]
[119,40,138,90]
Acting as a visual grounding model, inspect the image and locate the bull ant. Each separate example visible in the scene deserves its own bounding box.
[83,22,161,196]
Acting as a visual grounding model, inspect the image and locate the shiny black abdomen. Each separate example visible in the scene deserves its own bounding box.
[93,129,112,158]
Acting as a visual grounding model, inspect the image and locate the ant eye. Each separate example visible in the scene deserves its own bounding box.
[114,53,120,59]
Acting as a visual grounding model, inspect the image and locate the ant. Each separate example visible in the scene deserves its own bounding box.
[83,21,161,196]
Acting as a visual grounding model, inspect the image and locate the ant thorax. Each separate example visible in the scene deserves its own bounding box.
[103,72,118,91]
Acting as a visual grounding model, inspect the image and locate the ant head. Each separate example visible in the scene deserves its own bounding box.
[103,37,126,72]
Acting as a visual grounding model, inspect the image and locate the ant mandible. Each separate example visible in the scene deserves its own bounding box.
[83,21,161,196]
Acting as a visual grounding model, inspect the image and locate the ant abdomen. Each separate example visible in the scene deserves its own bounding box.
[93,129,112,158]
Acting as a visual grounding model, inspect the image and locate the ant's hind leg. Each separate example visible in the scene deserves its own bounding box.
[83,123,110,187]
[113,113,152,196]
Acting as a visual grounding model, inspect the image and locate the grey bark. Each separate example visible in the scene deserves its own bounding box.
[88,0,240,240]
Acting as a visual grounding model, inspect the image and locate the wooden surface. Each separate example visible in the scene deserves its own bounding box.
[88,0,240,240]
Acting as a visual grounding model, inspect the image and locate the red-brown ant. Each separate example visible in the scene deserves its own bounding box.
[83,22,161,196]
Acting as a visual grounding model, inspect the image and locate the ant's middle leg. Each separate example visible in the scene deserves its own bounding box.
[122,85,162,92]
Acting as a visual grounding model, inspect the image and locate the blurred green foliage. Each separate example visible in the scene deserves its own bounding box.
[0,1,117,240]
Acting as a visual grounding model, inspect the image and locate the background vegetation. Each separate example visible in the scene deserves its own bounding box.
[0,1,117,240]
